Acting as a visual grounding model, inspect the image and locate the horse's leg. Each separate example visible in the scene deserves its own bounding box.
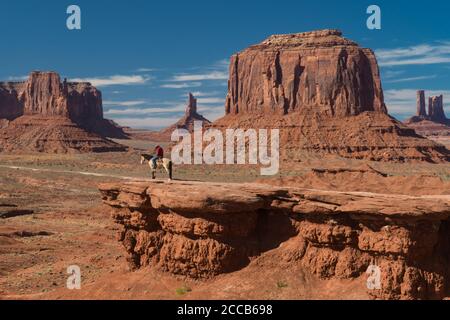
[148,162,156,179]
[163,162,172,181]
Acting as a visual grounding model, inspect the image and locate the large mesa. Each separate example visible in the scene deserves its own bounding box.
[214,30,449,162]
[0,71,127,153]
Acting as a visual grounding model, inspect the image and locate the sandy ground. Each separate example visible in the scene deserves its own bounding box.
[0,138,449,300]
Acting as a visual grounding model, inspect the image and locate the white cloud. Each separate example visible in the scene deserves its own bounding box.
[103,100,146,107]
[70,75,150,87]
[113,117,179,129]
[385,75,437,84]
[189,91,220,97]
[197,97,224,104]
[383,70,405,79]
[6,75,28,81]
[105,105,185,116]
[136,68,155,72]
[171,71,228,82]
[198,106,225,121]
[160,82,202,89]
[376,43,450,67]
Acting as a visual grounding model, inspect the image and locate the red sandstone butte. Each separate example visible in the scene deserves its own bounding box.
[0,71,127,153]
[225,29,386,117]
[214,30,449,162]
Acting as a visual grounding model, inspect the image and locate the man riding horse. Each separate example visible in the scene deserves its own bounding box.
[140,145,173,180]
[150,145,164,168]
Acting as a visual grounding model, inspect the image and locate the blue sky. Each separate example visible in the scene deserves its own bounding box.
[1,0,449,129]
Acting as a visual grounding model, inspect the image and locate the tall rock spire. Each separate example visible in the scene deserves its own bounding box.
[429,95,446,123]
[186,92,198,116]
[416,90,426,117]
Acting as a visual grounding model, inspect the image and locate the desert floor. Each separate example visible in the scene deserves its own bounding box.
[1,138,449,300]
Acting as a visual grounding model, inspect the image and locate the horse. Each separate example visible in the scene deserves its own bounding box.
[140,154,173,180]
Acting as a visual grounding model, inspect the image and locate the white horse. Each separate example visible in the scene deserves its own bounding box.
[140,154,173,180]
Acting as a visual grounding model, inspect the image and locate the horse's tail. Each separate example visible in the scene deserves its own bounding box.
[168,160,173,180]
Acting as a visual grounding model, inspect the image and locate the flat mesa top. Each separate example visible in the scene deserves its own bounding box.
[249,29,359,50]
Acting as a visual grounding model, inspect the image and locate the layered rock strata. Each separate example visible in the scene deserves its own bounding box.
[100,180,450,300]
[0,72,127,153]
[224,29,386,117]
[0,71,127,138]
[214,30,449,162]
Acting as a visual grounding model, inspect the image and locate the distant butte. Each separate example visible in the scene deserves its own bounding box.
[161,93,211,134]
[406,90,449,125]
[131,93,211,142]
[0,71,127,153]
[404,90,449,140]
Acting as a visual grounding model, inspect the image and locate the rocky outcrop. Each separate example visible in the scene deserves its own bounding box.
[258,164,450,196]
[0,116,126,153]
[215,30,449,162]
[66,81,103,122]
[0,82,25,120]
[22,72,69,117]
[0,71,128,153]
[405,91,449,139]
[225,30,386,117]
[407,91,449,125]
[429,95,447,123]
[144,93,211,141]
[0,71,127,138]
[100,180,450,300]
[164,93,211,132]
[417,90,427,117]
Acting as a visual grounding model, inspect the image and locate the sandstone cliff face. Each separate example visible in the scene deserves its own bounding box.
[0,71,127,153]
[417,90,427,117]
[100,180,450,300]
[215,30,449,162]
[67,82,103,124]
[225,30,386,117]
[0,82,25,120]
[429,95,447,123]
[22,72,69,117]
[0,71,126,139]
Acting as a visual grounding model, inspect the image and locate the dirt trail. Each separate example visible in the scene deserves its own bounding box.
[0,165,153,181]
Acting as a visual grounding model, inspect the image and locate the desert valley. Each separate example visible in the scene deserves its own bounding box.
[0,29,449,301]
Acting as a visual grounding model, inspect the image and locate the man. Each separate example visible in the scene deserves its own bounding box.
[150,145,164,168]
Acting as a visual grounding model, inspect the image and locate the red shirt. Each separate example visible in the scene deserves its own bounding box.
[155,146,164,157]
